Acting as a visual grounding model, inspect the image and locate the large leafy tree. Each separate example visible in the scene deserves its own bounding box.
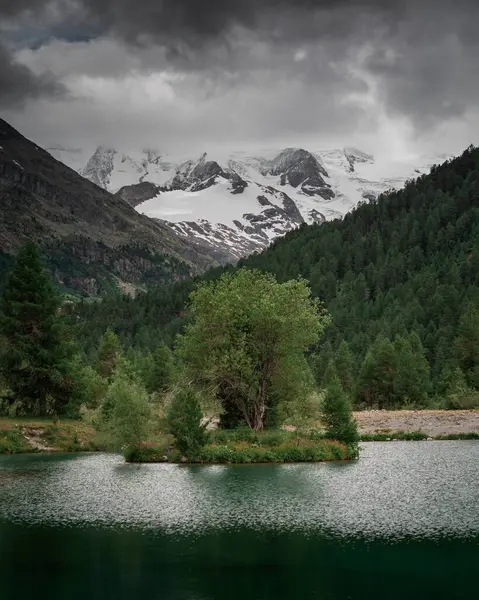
[176,269,327,431]
[0,242,73,415]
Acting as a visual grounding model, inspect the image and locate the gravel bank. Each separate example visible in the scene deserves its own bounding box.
[353,410,479,437]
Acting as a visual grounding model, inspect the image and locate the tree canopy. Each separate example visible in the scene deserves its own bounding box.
[176,269,327,430]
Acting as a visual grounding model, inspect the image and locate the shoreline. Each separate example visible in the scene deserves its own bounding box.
[1,410,479,456]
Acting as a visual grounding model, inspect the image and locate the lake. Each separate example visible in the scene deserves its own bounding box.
[1,441,478,600]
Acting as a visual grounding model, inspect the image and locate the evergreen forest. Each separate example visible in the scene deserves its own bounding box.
[72,145,479,409]
[2,145,479,422]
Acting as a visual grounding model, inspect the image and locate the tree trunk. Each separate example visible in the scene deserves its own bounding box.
[252,373,268,431]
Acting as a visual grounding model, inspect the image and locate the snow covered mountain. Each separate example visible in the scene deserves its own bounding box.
[67,145,450,263]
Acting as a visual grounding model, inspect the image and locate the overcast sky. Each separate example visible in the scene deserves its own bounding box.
[1,0,479,161]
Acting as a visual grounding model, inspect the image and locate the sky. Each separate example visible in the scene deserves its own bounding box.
[1,0,479,161]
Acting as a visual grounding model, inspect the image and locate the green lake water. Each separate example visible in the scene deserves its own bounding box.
[1,441,478,600]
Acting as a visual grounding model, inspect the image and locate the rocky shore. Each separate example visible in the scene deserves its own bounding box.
[354,410,479,437]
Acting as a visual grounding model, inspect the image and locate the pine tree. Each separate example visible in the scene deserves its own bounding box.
[357,336,396,409]
[321,375,358,447]
[393,332,431,406]
[455,304,479,387]
[0,242,72,415]
[96,329,122,379]
[146,343,174,393]
[334,340,355,396]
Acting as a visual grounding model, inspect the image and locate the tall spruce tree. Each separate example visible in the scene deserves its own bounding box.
[321,371,359,447]
[146,343,174,393]
[393,332,431,406]
[357,336,396,409]
[455,304,479,387]
[333,340,355,396]
[96,329,122,379]
[0,242,72,415]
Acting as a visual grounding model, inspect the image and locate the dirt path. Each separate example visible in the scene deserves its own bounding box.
[353,410,479,436]
[21,427,55,451]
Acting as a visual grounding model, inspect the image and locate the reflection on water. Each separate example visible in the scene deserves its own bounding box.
[1,442,478,600]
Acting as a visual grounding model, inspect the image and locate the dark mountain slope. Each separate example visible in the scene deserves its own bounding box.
[0,119,218,295]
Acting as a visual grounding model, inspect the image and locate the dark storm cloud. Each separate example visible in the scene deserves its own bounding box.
[75,0,479,127]
[1,0,479,127]
[0,43,64,108]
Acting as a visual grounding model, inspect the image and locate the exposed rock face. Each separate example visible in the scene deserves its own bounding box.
[343,147,374,172]
[168,153,248,193]
[0,118,219,295]
[81,147,116,189]
[115,181,161,207]
[264,148,333,199]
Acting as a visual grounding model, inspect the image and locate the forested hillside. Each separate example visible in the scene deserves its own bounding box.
[75,145,479,407]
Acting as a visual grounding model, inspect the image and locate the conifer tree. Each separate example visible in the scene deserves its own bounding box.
[321,372,358,447]
[455,304,479,387]
[96,329,122,379]
[0,242,72,415]
[357,337,396,409]
[393,332,431,405]
[334,340,355,396]
[146,343,174,393]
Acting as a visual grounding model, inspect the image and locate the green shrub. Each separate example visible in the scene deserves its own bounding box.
[167,388,206,458]
[125,446,167,463]
[360,431,428,441]
[0,428,30,453]
[124,436,175,462]
[435,432,479,440]
[43,424,64,445]
[195,440,352,463]
[103,367,151,446]
[308,428,327,441]
[208,428,294,447]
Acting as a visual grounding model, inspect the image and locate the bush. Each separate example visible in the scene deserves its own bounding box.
[195,440,351,463]
[435,433,479,440]
[360,431,428,441]
[167,388,206,458]
[208,428,294,446]
[442,388,479,410]
[103,369,151,446]
[124,437,175,463]
[0,428,30,453]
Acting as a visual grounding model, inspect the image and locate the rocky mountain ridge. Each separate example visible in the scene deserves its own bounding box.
[71,144,449,261]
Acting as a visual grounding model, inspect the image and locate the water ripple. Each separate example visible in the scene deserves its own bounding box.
[1,441,478,540]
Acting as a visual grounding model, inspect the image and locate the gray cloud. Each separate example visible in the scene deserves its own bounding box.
[1,0,479,155]
[0,42,65,108]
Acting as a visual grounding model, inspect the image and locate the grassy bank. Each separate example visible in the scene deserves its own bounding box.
[125,429,356,464]
[0,417,115,454]
[2,415,479,457]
